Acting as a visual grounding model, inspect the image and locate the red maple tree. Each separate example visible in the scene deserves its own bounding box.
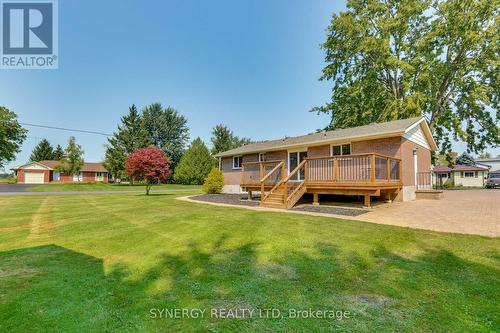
[125,147,172,195]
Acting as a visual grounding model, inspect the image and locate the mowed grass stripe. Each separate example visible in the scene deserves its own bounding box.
[0,193,498,332]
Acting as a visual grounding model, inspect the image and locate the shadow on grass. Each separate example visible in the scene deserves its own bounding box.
[0,240,498,332]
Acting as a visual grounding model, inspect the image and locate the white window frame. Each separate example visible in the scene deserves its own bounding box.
[232,156,242,169]
[330,143,352,156]
[464,171,474,178]
[259,153,266,163]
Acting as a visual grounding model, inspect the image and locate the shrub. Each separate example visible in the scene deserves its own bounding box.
[202,168,224,194]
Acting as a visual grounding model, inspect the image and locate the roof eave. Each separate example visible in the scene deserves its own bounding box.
[215,130,408,158]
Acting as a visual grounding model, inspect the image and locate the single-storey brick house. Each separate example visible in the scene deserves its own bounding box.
[12,160,109,184]
[215,116,438,208]
[433,164,489,187]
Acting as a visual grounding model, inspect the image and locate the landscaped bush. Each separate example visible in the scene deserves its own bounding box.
[442,182,454,189]
[202,167,224,194]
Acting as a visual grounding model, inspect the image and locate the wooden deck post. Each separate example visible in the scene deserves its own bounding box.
[313,193,319,206]
[260,182,264,203]
[241,164,245,185]
[333,158,338,181]
[363,195,371,208]
[386,157,391,182]
[248,190,253,201]
[370,154,376,183]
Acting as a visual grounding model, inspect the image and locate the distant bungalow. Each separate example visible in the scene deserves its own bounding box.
[12,160,109,184]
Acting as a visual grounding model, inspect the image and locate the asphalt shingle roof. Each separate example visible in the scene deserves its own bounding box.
[17,160,107,172]
[215,116,425,157]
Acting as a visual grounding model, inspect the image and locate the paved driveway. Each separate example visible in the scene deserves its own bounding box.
[0,184,38,193]
[355,189,500,237]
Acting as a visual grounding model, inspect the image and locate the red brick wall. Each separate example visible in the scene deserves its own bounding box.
[400,138,432,186]
[220,150,288,185]
[308,145,330,158]
[220,157,241,185]
[352,137,402,157]
[56,172,108,183]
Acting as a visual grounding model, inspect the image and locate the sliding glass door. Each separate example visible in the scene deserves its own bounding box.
[288,151,307,181]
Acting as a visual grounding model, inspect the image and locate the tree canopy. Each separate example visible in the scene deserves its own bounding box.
[125,146,172,195]
[210,124,251,155]
[314,0,499,154]
[142,103,189,169]
[455,152,476,166]
[57,136,84,179]
[174,137,215,185]
[104,105,148,179]
[53,145,65,160]
[30,139,54,162]
[0,106,27,168]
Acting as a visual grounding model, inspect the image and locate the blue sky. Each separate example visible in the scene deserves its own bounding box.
[1,0,497,170]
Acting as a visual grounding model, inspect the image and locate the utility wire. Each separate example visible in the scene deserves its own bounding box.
[20,122,113,137]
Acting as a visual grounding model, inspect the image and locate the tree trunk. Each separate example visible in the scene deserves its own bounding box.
[146,184,151,195]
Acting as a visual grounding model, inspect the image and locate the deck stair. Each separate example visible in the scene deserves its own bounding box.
[260,160,307,209]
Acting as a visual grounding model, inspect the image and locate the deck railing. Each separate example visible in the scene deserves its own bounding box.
[416,171,433,190]
[306,153,401,184]
[241,153,401,187]
[241,160,282,185]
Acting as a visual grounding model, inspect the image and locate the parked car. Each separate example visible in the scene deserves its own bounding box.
[486,172,500,188]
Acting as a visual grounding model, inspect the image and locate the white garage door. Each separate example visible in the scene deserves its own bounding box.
[24,172,45,184]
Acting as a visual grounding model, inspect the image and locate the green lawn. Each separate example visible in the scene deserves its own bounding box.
[28,183,201,192]
[0,193,498,332]
[0,177,16,184]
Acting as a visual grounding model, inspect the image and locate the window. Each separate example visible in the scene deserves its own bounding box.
[233,156,242,169]
[464,171,474,178]
[331,143,351,156]
[96,172,103,181]
[259,153,266,163]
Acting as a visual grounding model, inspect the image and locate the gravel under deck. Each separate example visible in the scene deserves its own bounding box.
[191,194,260,206]
[291,204,368,217]
[190,194,368,216]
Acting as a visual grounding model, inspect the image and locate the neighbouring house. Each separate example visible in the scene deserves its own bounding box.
[12,160,109,184]
[432,164,489,188]
[214,116,438,208]
[474,156,500,171]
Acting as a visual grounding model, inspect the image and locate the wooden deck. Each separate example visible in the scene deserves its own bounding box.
[240,154,402,208]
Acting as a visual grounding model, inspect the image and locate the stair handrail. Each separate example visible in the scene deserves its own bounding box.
[287,181,305,201]
[260,161,284,183]
[283,159,307,183]
[260,161,284,202]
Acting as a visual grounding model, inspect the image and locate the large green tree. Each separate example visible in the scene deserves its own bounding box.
[0,106,27,168]
[210,124,252,155]
[30,139,54,162]
[53,144,65,160]
[57,136,84,180]
[141,103,189,169]
[173,138,216,185]
[314,0,499,154]
[104,105,148,179]
[103,138,126,179]
[114,105,149,155]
